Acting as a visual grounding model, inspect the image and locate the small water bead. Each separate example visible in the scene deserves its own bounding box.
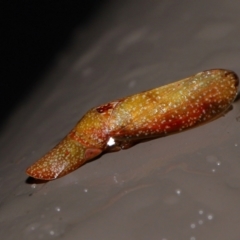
[207,214,214,220]
[198,220,204,225]
[25,222,40,232]
[175,189,181,195]
[198,210,204,215]
[55,206,61,212]
[190,223,196,229]
[216,161,221,166]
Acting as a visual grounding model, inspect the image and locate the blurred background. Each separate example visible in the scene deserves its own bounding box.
[2,0,107,130]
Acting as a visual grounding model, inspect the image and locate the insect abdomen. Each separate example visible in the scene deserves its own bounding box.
[108,69,238,142]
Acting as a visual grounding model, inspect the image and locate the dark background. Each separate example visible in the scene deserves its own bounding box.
[2,0,107,130]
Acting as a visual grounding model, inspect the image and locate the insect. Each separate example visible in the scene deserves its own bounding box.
[26,69,239,180]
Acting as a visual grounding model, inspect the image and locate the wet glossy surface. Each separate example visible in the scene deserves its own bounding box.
[1,0,240,239]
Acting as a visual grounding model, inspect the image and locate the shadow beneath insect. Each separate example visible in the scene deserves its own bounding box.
[234,91,240,103]
[25,177,49,184]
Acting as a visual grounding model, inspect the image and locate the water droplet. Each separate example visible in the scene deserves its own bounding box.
[175,189,181,195]
[235,143,238,147]
[198,220,203,225]
[31,184,36,189]
[113,174,119,183]
[198,210,204,215]
[190,223,196,229]
[207,214,213,220]
[84,188,88,193]
[25,223,40,232]
[49,230,55,236]
[55,207,61,212]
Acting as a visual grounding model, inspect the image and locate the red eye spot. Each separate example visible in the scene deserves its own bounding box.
[96,103,114,113]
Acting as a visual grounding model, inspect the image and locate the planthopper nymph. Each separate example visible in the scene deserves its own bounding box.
[26,69,239,180]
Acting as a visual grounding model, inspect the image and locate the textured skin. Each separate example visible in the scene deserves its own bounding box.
[26,69,239,180]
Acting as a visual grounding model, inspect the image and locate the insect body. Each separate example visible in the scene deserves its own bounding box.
[26,69,239,180]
